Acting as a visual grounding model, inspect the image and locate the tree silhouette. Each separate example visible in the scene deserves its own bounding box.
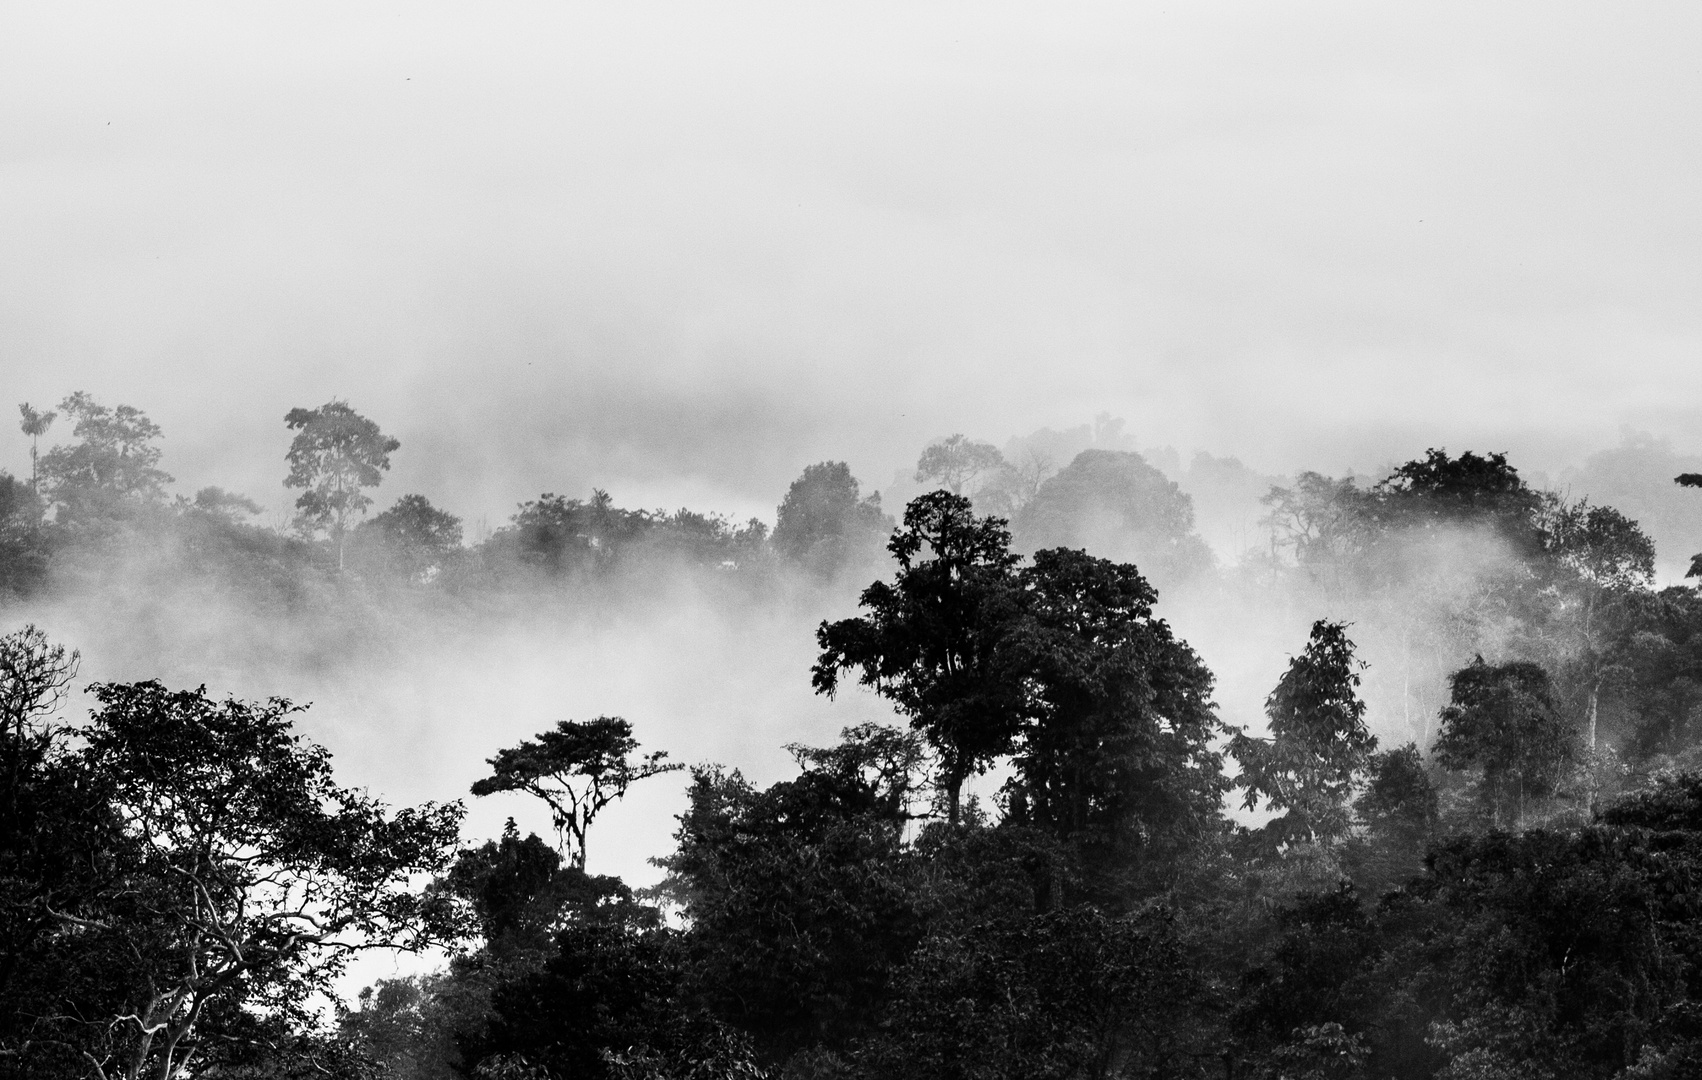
[471,718,681,870]
[814,491,1027,823]
[1231,620,1375,848]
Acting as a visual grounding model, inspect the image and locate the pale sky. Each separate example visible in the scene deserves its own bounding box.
[4,1,1700,525]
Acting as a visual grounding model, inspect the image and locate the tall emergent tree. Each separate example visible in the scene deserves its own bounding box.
[814,491,1028,823]
[16,403,54,494]
[284,400,400,569]
[471,717,681,870]
[1231,620,1376,848]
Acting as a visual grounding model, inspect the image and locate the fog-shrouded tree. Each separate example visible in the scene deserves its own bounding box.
[1433,658,1576,828]
[772,461,891,577]
[284,401,400,569]
[17,403,54,494]
[914,435,1005,497]
[186,486,265,524]
[1349,742,1439,890]
[1013,449,1213,588]
[471,718,681,871]
[814,491,1028,824]
[360,493,464,581]
[1537,496,1657,753]
[1231,620,1376,850]
[37,392,172,525]
[974,446,1058,519]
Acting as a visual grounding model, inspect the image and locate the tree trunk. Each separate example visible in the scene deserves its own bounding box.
[1587,680,1600,752]
[945,770,964,825]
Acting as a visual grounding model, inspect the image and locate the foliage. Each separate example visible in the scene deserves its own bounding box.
[657,757,921,1054]
[464,920,766,1080]
[353,493,463,581]
[57,681,463,1079]
[860,904,1222,1080]
[0,641,462,1080]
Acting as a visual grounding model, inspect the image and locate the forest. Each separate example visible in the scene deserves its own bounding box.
[7,392,1702,1080]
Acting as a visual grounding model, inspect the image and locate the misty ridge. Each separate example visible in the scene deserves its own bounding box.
[11,389,1702,1079]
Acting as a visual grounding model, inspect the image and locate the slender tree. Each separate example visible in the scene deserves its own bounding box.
[16,403,54,494]
[1231,620,1375,848]
[284,401,400,569]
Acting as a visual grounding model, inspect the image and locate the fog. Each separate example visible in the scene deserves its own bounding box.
[6,2,1702,532]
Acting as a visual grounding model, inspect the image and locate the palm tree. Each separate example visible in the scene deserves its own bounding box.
[17,403,55,493]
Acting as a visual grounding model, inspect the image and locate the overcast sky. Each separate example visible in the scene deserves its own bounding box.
[4,1,1700,526]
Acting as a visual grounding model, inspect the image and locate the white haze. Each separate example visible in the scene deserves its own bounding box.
[5,2,1702,528]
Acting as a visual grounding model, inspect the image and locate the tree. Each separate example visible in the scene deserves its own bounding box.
[656,756,921,1054]
[0,625,78,826]
[17,403,54,493]
[1231,621,1376,849]
[37,392,172,525]
[1375,448,1541,523]
[187,486,264,523]
[1261,472,1370,575]
[283,401,400,570]
[771,462,890,576]
[1432,659,1576,828]
[814,492,1028,823]
[471,718,681,871]
[1353,745,1438,842]
[360,494,463,581]
[914,435,1005,496]
[26,680,463,1080]
[1538,497,1657,750]
[1006,548,1230,876]
[1678,472,1702,580]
